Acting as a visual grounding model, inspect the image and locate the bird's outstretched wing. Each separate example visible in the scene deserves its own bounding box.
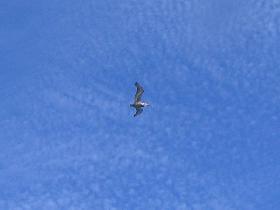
[134,82,144,102]
[134,108,143,117]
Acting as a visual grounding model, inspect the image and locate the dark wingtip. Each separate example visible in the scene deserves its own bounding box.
[135,82,138,86]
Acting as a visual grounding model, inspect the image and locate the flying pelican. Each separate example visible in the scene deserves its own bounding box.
[130,82,150,117]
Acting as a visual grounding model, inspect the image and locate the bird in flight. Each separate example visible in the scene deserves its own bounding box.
[130,82,150,117]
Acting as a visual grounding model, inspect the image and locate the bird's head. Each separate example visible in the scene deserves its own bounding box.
[143,102,150,107]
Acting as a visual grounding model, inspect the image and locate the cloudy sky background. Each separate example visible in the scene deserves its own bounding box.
[1,0,279,209]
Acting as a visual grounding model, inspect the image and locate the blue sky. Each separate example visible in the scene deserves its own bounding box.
[0,0,279,209]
